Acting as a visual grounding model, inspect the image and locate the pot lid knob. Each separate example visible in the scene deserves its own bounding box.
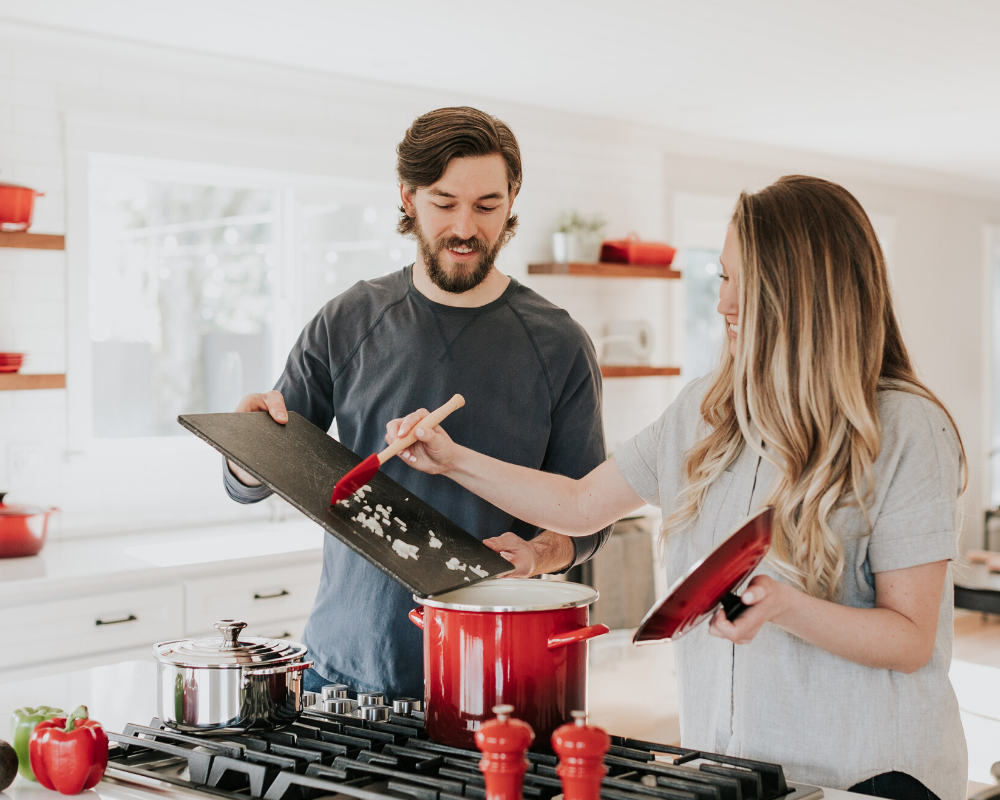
[214,619,248,649]
[552,710,610,800]
[475,704,534,800]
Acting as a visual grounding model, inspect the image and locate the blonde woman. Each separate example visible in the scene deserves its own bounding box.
[387,176,967,800]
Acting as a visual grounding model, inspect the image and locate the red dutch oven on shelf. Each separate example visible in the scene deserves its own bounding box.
[0,492,58,558]
[599,233,676,267]
[409,579,609,749]
[0,182,44,232]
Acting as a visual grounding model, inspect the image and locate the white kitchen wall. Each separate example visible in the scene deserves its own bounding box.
[1,20,999,550]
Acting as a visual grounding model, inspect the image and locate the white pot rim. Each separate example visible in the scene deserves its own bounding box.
[417,578,598,612]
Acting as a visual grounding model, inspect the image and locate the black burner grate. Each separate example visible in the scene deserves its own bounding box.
[105,711,821,800]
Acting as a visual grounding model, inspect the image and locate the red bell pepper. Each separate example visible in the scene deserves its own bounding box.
[28,705,108,794]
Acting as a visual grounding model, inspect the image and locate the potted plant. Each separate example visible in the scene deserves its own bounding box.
[552,211,606,264]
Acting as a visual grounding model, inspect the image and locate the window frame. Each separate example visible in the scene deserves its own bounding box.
[62,116,405,534]
[69,152,401,453]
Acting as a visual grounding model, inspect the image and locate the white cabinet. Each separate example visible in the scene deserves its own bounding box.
[184,563,322,635]
[242,617,310,642]
[0,584,184,670]
[0,521,324,677]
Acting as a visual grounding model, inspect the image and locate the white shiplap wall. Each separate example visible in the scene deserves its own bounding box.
[1,21,999,553]
[1,1,999,184]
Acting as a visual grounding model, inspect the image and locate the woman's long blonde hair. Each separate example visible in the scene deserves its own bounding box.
[663,175,965,600]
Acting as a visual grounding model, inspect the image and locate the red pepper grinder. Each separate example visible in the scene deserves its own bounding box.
[475,704,535,800]
[552,711,610,800]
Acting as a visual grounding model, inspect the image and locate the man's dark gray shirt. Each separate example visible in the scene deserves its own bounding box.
[224,265,611,699]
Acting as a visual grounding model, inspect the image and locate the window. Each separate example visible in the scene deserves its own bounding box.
[683,247,724,383]
[87,158,415,440]
[672,192,733,387]
[90,177,278,437]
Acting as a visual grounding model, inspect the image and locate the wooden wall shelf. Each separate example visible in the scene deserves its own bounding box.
[0,232,66,250]
[0,373,66,391]
[600,366,681,378]
[529,262,680,279]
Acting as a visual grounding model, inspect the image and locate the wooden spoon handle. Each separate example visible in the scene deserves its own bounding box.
[378,394,465,465]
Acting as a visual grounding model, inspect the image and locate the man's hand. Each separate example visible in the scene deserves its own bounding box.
[236,390,288,422]
[227,391,288,487]
[483,531,575,578]
[384,409,460,475]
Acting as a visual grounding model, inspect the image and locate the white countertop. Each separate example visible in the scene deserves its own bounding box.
[0,517,324,600]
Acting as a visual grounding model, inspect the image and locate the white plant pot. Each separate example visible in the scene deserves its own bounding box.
[552,232,573,264]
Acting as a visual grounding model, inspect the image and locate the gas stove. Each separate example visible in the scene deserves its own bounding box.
[104,708,824,800]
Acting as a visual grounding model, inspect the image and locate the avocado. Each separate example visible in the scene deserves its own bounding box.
[0,738,17,792]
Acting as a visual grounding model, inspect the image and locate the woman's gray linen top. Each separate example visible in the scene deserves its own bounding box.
[615,375,966,800]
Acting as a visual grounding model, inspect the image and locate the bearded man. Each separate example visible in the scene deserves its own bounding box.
[224,106,611,699]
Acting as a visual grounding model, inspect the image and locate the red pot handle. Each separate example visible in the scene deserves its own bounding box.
[408,607,424,630]
[547,623,610,650]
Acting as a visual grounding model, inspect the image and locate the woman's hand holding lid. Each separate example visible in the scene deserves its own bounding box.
[708,574,791,645]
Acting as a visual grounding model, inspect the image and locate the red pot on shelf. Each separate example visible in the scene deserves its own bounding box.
[0,492,57,558]
[0,182,44,232]
[409,579,609,749]
[599,234,676,266]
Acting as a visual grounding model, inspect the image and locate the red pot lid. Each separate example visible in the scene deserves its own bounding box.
[0,182,39,192]
[633,506,773,644]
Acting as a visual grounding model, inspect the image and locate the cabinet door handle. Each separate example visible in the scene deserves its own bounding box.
[254,589,290,600]
[96,614,138,626]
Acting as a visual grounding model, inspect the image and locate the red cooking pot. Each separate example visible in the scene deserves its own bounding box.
[0,492,58,558]
[409,579,609,748]
[0,183,44,232]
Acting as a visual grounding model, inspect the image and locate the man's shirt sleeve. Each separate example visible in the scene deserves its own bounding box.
[539,332,613,570]
[223,308,336,504]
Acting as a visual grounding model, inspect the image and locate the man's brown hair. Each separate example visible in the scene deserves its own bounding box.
[396,107,521,241]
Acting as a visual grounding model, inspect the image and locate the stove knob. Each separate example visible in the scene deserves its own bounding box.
[392,697,422,716]
[323,698,356,714]
[302,691,319,708]
[321,684,350,700]
[357,692,384,707]
[359,704,390,722]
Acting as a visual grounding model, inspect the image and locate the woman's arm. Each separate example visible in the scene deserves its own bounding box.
[384,410,645,536]
[709,560,948,673]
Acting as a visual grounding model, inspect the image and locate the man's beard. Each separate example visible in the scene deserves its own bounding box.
[413,216,505,294]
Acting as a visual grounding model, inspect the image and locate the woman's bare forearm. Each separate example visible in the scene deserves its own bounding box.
[774,589,933,672]
[443,448,643,536]
[742,561,948,673]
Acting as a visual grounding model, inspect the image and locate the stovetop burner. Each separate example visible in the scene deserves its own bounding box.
[105,710,823,800]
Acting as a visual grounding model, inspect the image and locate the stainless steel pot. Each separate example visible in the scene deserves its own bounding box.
[152,619,313,731]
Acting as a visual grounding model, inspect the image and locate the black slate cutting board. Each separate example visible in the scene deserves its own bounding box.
[178,411,511,597]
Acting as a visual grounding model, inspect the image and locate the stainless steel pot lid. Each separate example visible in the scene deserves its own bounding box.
[152,619,307,668]
[418,578,598,612]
